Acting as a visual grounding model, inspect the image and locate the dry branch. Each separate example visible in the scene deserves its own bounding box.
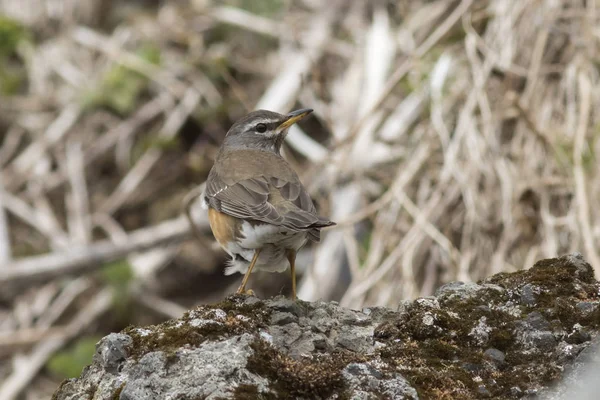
[0,289,112,400]
[0,215,206,290]
[1,1,600,395]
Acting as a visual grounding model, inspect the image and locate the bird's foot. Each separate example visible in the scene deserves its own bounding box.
[235,287,255,296]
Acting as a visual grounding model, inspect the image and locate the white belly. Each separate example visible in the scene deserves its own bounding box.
[240,221,306,249]
[222,221,308,276]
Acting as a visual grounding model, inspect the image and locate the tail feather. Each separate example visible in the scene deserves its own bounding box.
[224,257,248,275]
[307,217,335,243]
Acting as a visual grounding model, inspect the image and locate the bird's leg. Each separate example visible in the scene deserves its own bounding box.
[237,249,261,295]
[286,250,297,301]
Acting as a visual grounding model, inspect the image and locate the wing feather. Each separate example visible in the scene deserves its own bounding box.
[204,152,334,237]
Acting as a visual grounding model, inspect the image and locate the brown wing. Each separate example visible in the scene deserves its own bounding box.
[205,172,283,224]
[204,151,334,237]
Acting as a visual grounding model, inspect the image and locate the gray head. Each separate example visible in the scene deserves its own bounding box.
[222,108,313,153]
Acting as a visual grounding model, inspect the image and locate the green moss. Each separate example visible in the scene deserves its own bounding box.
[82,65,145,114]
[0,15,28,57]
[112,382,126,400]
[47,336,102,379]
[100,259,134,323]
[376,255,600,398]
[488,328,513,351]
[0,66,25,95]
[487,256,600,330]
[123,295,268,359]
[487,256,595,296]
[136,44,161,65]
[81,44,161,114]
[143,135,180,151]
[246,338,356,399]
[232,384,266,400]
[101,259,134,287]
[84,385,97,399]
[223,0,285,17]
[0,15,29,95]
[73,256,596,400]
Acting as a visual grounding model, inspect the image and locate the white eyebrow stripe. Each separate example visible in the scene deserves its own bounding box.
[242,118,279,131]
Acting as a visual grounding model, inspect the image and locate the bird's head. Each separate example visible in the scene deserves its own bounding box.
[223,108,313,152]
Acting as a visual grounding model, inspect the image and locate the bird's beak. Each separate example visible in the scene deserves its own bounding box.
[276,108,313,133]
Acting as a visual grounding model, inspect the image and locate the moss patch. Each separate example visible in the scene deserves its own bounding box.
[487,256,597,304]
[232,383,263,400]
[81,44,161,114]
[57,256,598,400]
[246,338,357,399]
[123,295,268,359]
[376,255,600,399]
[112,382,126,400]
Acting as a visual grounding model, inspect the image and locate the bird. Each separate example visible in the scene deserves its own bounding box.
[202,108,335,300]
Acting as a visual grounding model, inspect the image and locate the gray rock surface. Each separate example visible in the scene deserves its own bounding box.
[536,336,600,400]
[54,253,600,399]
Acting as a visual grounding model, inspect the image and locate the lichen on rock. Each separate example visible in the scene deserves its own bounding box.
[53,253,600,399]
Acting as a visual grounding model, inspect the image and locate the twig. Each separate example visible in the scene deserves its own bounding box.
[211,6,280,38]
[65,141,91,245]
[43,94,173,192]
[0,326,66,348]
[574,72,600,276]
[5,104,81,190]
[0,174,12,265]
[36,277,92,329]
[1,190,70,250]
[183,184,207,241]
[342,0,474,149]
[0,289,112,400]
[0,126,25,168]
[72,26,188,98]
[333,142,432,228]
[341,185,461,307]
[98,88,201,215]
[29,184,72,250]
[254,1,342,162]
[393,190,461,270]
[132,287,186,319]
[0,215,206,289]
[210,6,352,58]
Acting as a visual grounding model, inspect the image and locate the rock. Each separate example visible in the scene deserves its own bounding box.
[469,316,492,345]
[524,311,550,330]
[265,296,303,316]
[477,384,492,397]
[537,336,600,399]
[342,363,418,399]
[576,301,599,316]
[53,253,600,400]
[519,330,557,352]
[334,325,374,353]
[120,334,269,400]
[519,283,537,305]
[484,347,505,364]
[511,386,523,396]
[270,311,297,326]
[96,333,132,374]
[566,324,592,345]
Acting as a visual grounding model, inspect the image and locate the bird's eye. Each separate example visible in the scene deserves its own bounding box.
[256,123,267,133]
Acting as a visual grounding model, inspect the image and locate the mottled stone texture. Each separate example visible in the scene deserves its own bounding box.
[53,253,600,399]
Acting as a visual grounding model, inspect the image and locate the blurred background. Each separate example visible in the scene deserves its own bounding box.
[0,0,598,398]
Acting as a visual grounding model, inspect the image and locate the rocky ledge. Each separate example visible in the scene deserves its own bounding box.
[53,253,600,399]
